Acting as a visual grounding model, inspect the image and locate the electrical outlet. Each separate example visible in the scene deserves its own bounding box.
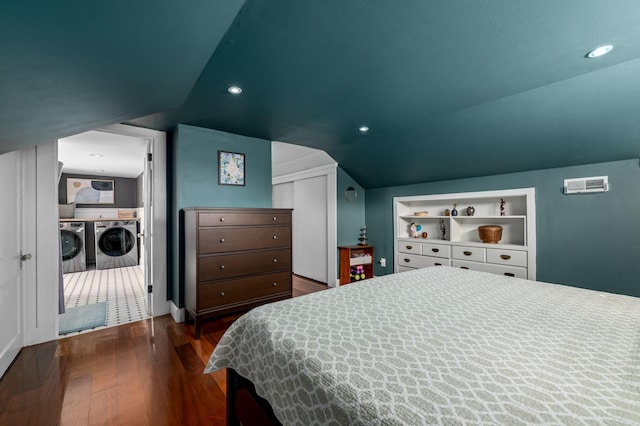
[380,258,386,267]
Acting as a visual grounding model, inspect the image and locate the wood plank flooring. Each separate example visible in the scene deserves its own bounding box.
[0,275,328,426]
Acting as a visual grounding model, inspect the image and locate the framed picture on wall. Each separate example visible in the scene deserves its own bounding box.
[67,178,115,204]
[218,150,245,186]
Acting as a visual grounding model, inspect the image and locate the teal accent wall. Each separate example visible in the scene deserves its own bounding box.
[170,124,272,306]
[337,167,366,246]
[366,159,640,297]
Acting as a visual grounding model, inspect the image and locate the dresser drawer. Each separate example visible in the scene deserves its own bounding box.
[421,243,450,259]
[452,245,486,262]
[398,241,422,254]
[198,211,291,227]
[198,271,291,311]
[198,226,291,254]
[486,248,527,267]
[452,259,527,279]
[397,253,450,268]
[198,249,291,281]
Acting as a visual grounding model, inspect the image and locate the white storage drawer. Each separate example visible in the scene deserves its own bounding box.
[452,259,527,279]
[452,246,486,262]
[397,253,450,268]
[486,248,527,267]
[398,241,422,255]
[421,243,450,259]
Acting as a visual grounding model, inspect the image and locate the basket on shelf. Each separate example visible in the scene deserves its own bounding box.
[478,225,503,244]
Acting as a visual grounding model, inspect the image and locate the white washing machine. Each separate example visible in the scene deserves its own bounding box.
[60,222,87,273]
[94,220,138,270]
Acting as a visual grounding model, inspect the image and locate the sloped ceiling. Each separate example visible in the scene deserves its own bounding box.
[2,1,640,188]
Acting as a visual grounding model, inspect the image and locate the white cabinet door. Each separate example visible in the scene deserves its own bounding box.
[0,150,23,378]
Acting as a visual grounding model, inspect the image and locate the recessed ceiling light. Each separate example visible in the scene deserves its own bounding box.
[95,169,105,173]
[358,126,370,133]
[586,45,613,58]
[89,153,104,157]
[227,86,243,95]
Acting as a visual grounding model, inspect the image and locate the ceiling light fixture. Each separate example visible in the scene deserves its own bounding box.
[88,153,104,157]
[227,86,243,95]
[358,126,370,133]
[95,169,105,173]
[586,45,613,58]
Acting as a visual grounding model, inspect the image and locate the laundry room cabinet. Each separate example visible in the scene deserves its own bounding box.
[182,207,293,338]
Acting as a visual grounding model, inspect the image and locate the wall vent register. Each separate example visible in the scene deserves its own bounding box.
[563,176,608,194]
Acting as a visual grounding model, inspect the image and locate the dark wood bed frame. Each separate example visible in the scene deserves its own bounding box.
[226,368,282,426]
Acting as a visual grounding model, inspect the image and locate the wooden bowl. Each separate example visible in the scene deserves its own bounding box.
[478,225,503,243]
[413,211,429,216]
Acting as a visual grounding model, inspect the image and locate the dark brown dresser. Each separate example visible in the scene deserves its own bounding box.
[183,207,293,338]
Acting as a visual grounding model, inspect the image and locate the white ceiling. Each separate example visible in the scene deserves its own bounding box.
[58,131,147,178]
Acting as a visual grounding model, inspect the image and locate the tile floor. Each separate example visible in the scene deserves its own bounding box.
[61,264,150,335]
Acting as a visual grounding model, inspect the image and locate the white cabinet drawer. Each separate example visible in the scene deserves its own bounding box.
[421,243,450,259]
[397,253,450,268]
[397,265,416,273]
[486,248,527,267]
[452,246,486,262]
[452,259,527,279]
[398,241,422,254]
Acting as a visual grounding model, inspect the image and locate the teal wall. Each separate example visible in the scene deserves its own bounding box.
[366,159,640,297]
[170,124,272,306]
[337,167,366,246]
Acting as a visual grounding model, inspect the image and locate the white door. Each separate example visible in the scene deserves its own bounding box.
[143,141,153,314]
[0,150,24,378]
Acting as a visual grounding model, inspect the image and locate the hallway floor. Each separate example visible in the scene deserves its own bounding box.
[62,264,150,335]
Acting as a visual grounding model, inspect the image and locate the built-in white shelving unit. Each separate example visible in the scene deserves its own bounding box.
[393,188,536,279]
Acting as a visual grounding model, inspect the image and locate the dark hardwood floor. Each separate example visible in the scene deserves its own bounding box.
[0,275,327,426]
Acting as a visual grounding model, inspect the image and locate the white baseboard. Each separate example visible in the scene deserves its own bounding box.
[170,301,185,323]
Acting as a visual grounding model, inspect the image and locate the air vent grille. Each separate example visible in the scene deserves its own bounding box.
[564,176,608,194]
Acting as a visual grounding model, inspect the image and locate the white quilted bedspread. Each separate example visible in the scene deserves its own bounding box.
[205,266,640,425]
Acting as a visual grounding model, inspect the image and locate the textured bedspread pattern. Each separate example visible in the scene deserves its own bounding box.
[206,266,640,425]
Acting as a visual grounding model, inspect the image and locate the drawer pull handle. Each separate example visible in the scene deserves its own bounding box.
[500,254,511,260]
[504,272,515,277]
[273,235,277,239]
[404,258,410,263]
[461,266,469,269]
[273,217,277,221]
[273,259,277,263]
[220,292,225,296]
[431,248,439,253]
[435,263,442,266]
[220,238,225,243]
[273,282,277,286]
[463,251,472,256]
[406,245,413,250]
[220,265,225,270]
[219,217,225,222]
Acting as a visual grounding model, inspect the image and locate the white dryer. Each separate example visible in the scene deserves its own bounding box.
[94,220,138,270]
[60,222,87,273]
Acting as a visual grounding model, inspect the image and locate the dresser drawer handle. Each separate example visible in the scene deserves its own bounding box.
[431,248,439,253]
[220,292,225,296]
[404,258,410,263]
[273,282,277,286]
[406,245,413,250]
[220,265,225,270]
[463,251,472,256]
[500,254,511,260]
[460,266,469,269]
[504,272,515,277]
[273,235,277,239]
[219,217,225,222]
[273,259,277,263]
[435,263,442,266]
[220,238,225,243]
[273,217,277,221]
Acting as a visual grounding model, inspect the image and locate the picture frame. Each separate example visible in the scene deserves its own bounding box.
[67,178,115,204]
[218,150,245,186]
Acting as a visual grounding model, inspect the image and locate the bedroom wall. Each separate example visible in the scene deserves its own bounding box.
[337,167,366,246]
[366,159,640,298]
[170,124,272,307]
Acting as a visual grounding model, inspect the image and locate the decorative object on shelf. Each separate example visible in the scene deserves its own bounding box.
[439,218,447,240]
[345,186,357,202]
[466,206,475,216]
[358,225,369,245]
[218,150,245,186]
[478,225,503,243]
[350,265,366,281]
[451,203,458,216]
[500,198,506,216]
[421,231,428,239]
[409,222,422,238]
[444,209,451,216]
[414,211,429,216]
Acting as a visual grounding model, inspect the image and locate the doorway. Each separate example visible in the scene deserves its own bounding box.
[57,128,152,334]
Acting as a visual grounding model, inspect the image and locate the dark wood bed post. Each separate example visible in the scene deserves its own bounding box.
[226,368,282,426]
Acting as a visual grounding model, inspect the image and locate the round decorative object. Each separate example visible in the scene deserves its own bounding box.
[345,186,357,202]
[466,206,475,216]
[451,208,458,216]
[444,209,451,216]
[478,225,503,244]
[421,231,428,239]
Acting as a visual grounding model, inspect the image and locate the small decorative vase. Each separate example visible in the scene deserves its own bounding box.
[466,206,475,216]
[451,208,458,216]
[421,231,428,239]
[444,209,451,216]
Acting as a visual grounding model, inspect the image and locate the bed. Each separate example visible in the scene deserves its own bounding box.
[205,266,640,425]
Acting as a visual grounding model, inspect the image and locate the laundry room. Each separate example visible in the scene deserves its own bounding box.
[57,130,150,334]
